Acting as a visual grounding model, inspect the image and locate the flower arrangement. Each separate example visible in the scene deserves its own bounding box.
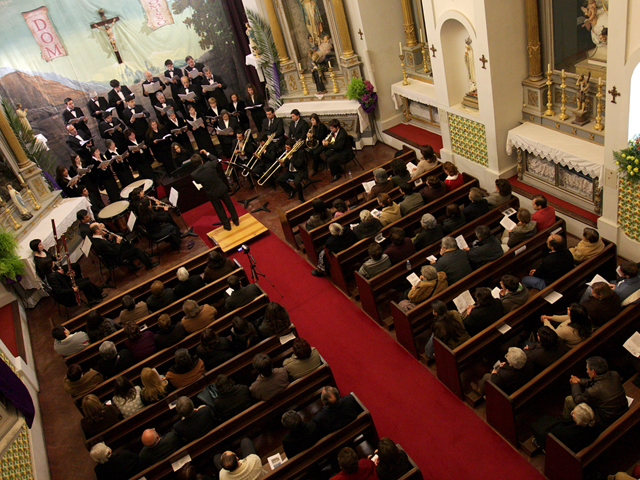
[346,77,378,113]
[0,231,24,282]
[613,134,640,183]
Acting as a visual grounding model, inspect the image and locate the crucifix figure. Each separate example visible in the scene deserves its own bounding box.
[479,54,488,69]
[91,9,122,64]
[430,44,437,58]
[608,85,620,104]
[357,29,363,40]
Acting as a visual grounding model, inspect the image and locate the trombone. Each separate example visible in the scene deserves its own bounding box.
[243,132,276,176]
[257,138,304,186]
[226,129,252,178]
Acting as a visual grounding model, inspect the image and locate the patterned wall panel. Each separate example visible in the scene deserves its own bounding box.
[448,113,489,167]
[618,178,640,241]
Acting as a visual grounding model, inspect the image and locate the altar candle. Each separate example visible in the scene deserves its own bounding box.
[420,29,424,44]
[399,42,403,56]
[17,173,24,184]
[599,77,602,86]
[328,61,332,69]
[561,69,565,77]
[298,63,302,72]
[548,63,551,73]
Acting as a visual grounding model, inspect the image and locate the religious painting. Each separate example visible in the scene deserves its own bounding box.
[558,165,594,201]
[525,154,556,184]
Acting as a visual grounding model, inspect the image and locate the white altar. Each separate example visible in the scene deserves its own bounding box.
[391,80,440,128]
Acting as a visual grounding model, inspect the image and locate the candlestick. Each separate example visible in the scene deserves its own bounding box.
[299,68,309,96]
[20,182,41,210]
[598,76,602,86]
[328,63,339,93]
[328,61,332,69]
[548,63,551,73]
[0,198,22,230]
[399,54,409,86]
[17,173,24,184]
[420,28,424,44]
[399,42,403,56]
[298,63,302,71]
[594,81,604,131]
[558,70,569,121]
[544,67,554,116]
[420,41,429,74]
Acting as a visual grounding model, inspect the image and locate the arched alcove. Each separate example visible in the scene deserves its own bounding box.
[629,62,640,141]
[440,18,473,107]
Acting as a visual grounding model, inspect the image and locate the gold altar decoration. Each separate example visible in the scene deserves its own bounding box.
[298,64,309,95]
[558,70,569,121]
[0,197,22,230]
[448,113,489,167]
[21,182,40,210]
[399,54,409,86]
[420,41,428,74]
[525,0,543,81]
[594,79,604,132]
[0,109,32,169]
[264,0,290,63]
[328,63,339,93]
[400,0,418,47]
[330,0,355,58]
[544,66,554,116]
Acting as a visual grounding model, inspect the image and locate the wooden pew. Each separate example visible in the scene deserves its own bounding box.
[278,146,416,250]
[545,373,640,480]
[65,261,246,368]
[390,219,567,360]
[130,363,336,480]
[485,303,640,446]
[63,247,220,332]
[356,197,520,325]
[432,239,618,400]
[326,175,482,295]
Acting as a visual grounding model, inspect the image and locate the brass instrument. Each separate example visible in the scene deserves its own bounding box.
[226,129,252,178]
[323,132,335,146]
[306,126,319,148]
[257,139,304,186]
[243,132,276,176]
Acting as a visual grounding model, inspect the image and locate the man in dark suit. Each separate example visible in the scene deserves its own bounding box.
[42,259,104,307]
[142,70,166,111]
[276,139,308,202]
[230,129,257,183]
[323,118,352,182]
[65,125,93,162]
[262,107,285,149]
[200,67,228,109]
[172,397,217,443]
[90,223,158,271]
[313,386,363,436]
[62,98,91,137]
[139,429,182,467]
[163,59,184,101]
[107,79,133,119]
[86,92,111,121]
[183,55,205,82]
[288,109,309,141]
[177,76,203,116]
[190,152,239,230]
[121,96,150,141]
[224,275,261,311]
[250,132,278,180]
[153,92,179,127]
[98,111,128,152]
[76,209,93,239]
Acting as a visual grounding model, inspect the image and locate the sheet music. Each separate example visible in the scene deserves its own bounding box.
[77,166,91,174]
[169,187,179,207]
[623,332,640,357]
[426,255,438,262]
[406,272,420,286]
[586,274,608,286]
[68,175,80,187]
[188,117,204,128]
[201,84,218,92]
[206,115,221,122]
[453,290,475,314]
[543,290,563,304]
[245,104,263,109]
[491,286,502,299]
[79,138,92,146]
[81,236,92,258]
[98,159,112,169]
[193,181,203,190]
[187,68,200,78]
[68,116,86,124]
[500,215,517,231]
[131,112,146,119]
[154,105,172,113]
[171,127,187,134]
[215,126,233,135]
[179,92,196,101]
[455,235,469,250]
[362,180,376,193]
[103,127,116,134]
[279,332,296,345]
[161,133,172,140]
[143,81,161,93]
[127,212,137,232]
[171,455,192,472]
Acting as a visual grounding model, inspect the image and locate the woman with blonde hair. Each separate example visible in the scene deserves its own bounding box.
[81,394,121,438]
[140,367,169,405]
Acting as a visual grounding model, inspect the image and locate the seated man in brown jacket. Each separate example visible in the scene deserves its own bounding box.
[63,364,104,397]
[181,299,217,334]
[570,227,605,264]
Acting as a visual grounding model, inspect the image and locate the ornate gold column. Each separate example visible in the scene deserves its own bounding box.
[265,0,290,63]
[525,0,543,81]
[0,111,31,168]
[331,0,355,58]
[401,0,418,47]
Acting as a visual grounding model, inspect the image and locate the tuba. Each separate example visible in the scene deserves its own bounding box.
[306,126,319,148]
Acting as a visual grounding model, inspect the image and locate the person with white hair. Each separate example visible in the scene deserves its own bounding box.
[365,167,393,201]
[181,299,217,333]
[90,442,140,480]
[86,91,110,120]
[430,236,473,284]
[412,213,444,251]
[173,266,205,299]
[530,402,602,452]
[311,222,358,277]
[353,209,383,240]
[472,347,534,396]
[95,340,135,379]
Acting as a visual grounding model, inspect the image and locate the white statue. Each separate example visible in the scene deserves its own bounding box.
[7,185,32,220]
[464,37,477,93]
[583,0,608,63]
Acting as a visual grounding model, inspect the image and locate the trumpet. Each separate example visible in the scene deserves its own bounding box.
[306,126,319,148]
[323,132,335,146]
[257,139,304,186]
[227,129,252,178]
[243,132,276,176]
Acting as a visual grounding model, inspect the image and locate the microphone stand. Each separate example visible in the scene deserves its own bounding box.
[219,160,270,213]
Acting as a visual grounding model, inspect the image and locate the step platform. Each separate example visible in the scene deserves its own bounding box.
[207,213,269,252]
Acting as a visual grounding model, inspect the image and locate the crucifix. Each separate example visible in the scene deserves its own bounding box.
[479,54,488,69]
[357,29,363,40]
[608,85,620,104]
[90,9,122,64]
[430,44,437,58]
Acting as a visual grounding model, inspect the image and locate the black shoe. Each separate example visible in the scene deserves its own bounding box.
[311,270,325,277]
[288,191,295,199]
[330,175,342,183]
[233,219,240,226]
[145,261,160,270]
[223,225,231,231]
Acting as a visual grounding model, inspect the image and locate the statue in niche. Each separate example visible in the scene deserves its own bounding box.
[6,185,32,220]
[582,0,608,63]
[310,53,327,94]
[245,22,261,57]
[299,0,324,44]
[464,38,477,94]
[573,73,591,125]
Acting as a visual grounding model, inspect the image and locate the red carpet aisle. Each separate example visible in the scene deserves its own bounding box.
[183,202,543,480]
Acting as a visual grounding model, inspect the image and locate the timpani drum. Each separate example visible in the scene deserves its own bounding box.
[98,201,131,233]
[120,178,154,200]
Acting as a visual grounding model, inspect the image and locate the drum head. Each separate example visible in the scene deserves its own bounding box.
[120,178,154,199]
[98,200,130,220]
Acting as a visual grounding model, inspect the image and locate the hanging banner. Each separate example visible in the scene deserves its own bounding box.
[140,0,174,30]
[22,7,67,62]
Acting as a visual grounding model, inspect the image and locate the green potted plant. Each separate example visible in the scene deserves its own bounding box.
[0,231,25,283]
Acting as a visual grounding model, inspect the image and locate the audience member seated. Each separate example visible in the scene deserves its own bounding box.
[306,198,333,230]
[521,234,574,290]
[563,356,629,428]
[406,265,448,305]
[442,203,466,235]
[52,325,89,356]
[531,403,602,453]
[112,376,145,418]
[203,250,236,283]
[498,275,529,313]
[281,410,321,458]
[353,210,383,240]
[398,183,424,216]
[313,386,363,436]
[312,222,359,277]
[146,280,177,313]
[154,313,187,349]
[541,303,592,348]
[174,267,206,298]
[377,193,402,228]
[283,337,323,380]
[250,353,290,401]
[96,340,135,379]
[412,213,444,251]
[531,194,556,230]
[197,327,236,370]
[118,295,149,324]
[485,179,512,207]
[501,207,537,250]
[63,364,103,396]
[384,228,415,265]
[462,187,490,223]
[225,275,262,311]
[443,162,464,191]
[165,348,205,389]
[230,316,260,352]
[473,347,533,396]
[42,259,104,307]
[81,394,122,439]
[176,463,216,480]
[140,367,170,405]
[215,438,265,480]
[213,374,253,421]
[77,209,93,239]
[90,222,158,271]
[90,442,140,480]
[256,302,291,337]
[330,447,377,480]
[124,322,156,362]
[374,437,412,480]
[432,236,473,284]
[410,144,439,180]
[390,158,411,187]
[581,262,640,306]
[366,168,394,201]
[581,282,621,328]
[181,299,217,333]
[419,175,447,204]
[172,396,217,443]
[463,287,504,337]
[525,326,568,374]
[86,311,119,343]
[332,198,348,218]
[358,243,392,280]
[424,300,470,359]
[570,227,605,264]
[139,428,183,468]
[465,225,503,269]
